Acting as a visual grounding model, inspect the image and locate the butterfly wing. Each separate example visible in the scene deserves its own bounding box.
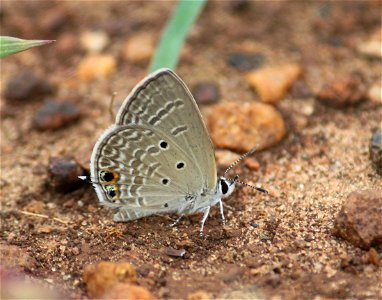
[90,69,217,220]
[116,69,217,191]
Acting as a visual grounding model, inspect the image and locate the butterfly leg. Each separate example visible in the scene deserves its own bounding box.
[169,214,184,227]
[199,206,211,237]
[218,199,226,225]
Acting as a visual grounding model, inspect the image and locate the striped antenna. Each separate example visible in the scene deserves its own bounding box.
[224,145,259,175]
[228,174,268,194]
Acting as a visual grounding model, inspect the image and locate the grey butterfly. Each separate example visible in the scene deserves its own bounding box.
[86,69,265,236]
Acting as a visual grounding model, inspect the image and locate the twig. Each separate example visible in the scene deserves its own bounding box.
[19,210,69,225]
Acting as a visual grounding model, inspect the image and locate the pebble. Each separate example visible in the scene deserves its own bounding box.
[164,247,186,258]
[192,82,220,105]
[316,73,367,108]
[39,7,70,34]
[76,54,117,81]
[32,100,81,131]
[24,200,45,214]
[215,150,240,169]
[369,127,382,175]
[3,71,55,102]
[219,264,244,283]
[0,244,36,271]
[227,52,265,71]
[244,157,260,171]
[121,33,155,63]
[333,189,382,249]
[367,84,382,104]
[48,156,85,193]
[367,248,381,267]
[102,283,156,300]
[83,261,137,298]
[208,102,286,152]
[80,30,110,53]
[187,290,210,300]
[357,27,382,59]
[246,64,303,104]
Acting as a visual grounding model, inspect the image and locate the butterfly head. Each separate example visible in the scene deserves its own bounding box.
[217,175,238,198]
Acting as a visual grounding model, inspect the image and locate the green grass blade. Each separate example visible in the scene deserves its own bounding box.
[149,0,206,72]
[0,36,55,58]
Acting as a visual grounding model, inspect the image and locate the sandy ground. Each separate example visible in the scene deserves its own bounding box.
[1,1,381,299]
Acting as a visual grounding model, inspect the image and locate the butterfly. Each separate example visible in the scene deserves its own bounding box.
[83,69,266,236]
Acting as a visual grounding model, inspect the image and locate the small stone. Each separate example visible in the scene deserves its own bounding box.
[224,227,242,238]
[121,33,155,63]
[368,248,381,267]
[370,127,382,175]
[32,100,81,131]
[77,54,117,81]
[3,71,55,102]
[24,200,45,214]
[102,283,156,300]
[246,64,303,103]
[83,261,137,298]
[80,30,110,53]
[367,84,382,103]
[192,82,220,105]
[37,225,53,234]
[164,247,186,258]
[229,0,251,12]
[187,290,210,300]
[316,73,367,108]
[333,189,382,249]
[0,245,36,272]
[208,102,286,152]
[227,52,265,71]
[244,157,260,171]
[48,156,85,193]
[219,264,244,283]
[215,150,240,169]
[39,7,70,34]
[357,27,382,59]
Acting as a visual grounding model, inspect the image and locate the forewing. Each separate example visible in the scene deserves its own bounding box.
[115,69,217,191]
[90,124,201,211]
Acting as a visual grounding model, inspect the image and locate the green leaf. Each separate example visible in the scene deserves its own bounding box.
[0,36,55,58]
[149,0,206,72]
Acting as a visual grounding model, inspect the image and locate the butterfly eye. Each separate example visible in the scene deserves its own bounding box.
[220,180,229,194]
[159,140,168,150]
[162,178,170,185]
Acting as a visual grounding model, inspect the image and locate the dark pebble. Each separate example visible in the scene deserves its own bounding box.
[316,73,367,108]
[164,247,186,258]
[39,7,71,35]
[229,0,251,12]
[227,52,265,71]
[3,71,55,102]
[48,156,86,193]
[370,127,382,175]
[32,100,81,131]
[192,82,220,105]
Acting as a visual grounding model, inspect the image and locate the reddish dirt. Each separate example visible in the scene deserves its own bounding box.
[1,1,381,299]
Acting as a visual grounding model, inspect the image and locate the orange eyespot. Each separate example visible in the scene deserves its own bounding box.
[99,169,120,184]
